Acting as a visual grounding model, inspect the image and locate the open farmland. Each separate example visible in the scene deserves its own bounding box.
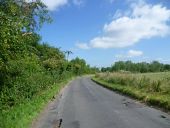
[93,72,170,111]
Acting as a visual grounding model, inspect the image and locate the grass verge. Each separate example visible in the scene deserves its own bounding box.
[0,77,75,128]
[92,77,170,112]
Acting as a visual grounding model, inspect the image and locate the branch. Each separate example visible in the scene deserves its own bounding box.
[22,32,32,36]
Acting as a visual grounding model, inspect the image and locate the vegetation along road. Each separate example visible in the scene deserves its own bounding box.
[1,1,170,128]
[32,77,170,128]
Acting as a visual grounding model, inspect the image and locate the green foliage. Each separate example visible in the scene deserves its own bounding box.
[137,76,150,88]
[70,57,99,75]
[93,72,170,111]
[101,60,170,73]
[95,72,169,93]
[1,77,73,128]
[0,0,50,51]
[149,80,162,92]
[0,1,97,127]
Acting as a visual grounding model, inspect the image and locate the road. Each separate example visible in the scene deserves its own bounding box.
[32,77,170,128]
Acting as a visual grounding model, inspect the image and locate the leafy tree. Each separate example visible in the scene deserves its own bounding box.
[0,0,51,85]
[164,64,170,71]
[106,61,170,73]
[0,2,98,127]
[0,0,51,60]
[101,67,112,72]
[112,61,126,71]
[150,61,163,72]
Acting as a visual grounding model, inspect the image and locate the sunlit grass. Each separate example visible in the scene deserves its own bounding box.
[0,77,74,128]
[93,72,170,111]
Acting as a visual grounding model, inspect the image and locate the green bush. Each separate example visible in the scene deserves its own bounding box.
[0,1,98,127]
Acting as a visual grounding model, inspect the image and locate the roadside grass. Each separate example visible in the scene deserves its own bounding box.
[132,72,170,80]
[0,77,74,128]
[92,72,170,112]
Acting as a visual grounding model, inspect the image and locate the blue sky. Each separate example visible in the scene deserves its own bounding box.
[38,0,170,67]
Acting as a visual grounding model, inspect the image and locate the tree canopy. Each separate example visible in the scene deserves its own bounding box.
[101,61,170,73]
[0,0,98,113]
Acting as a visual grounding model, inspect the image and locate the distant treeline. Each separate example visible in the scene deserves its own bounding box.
[101,61,170,73]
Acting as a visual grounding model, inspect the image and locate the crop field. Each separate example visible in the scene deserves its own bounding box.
[130,72,170,92]
[93,72,170,111]
[132,72,170,81]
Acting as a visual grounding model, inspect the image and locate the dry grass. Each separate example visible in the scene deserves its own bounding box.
[93,72,170,111]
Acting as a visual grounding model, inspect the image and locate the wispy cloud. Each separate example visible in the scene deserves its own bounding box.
[115,50,143,58]
[128,50,143,57]
[40,0,68,11]
[77,0,170,49]
[75,43,90,50]
[39,0,84,11]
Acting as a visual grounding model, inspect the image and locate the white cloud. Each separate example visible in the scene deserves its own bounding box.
[128,50,143,57]
[39,0,84,11]
[80,1,170,49]
[116,50,143,58]
[26,0,68,11]
[41,0,68,11]
[76,43,90,50]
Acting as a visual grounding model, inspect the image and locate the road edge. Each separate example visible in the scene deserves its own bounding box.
[91,77,170,114]
[31,77,77,128]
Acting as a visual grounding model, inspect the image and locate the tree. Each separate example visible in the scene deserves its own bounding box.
[105,60,170,73]
[0,0,51,61]
[164,64,170,71]
[0,0,51,87]
[70,57,90,75]
[112,61,126,71]
[150,61,163,72]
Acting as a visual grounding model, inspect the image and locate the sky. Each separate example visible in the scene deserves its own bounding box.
[38,0,170,67]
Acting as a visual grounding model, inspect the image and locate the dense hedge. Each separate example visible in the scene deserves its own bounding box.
[0,0,98,112]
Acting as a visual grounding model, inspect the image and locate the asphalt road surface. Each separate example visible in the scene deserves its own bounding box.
[32,77,170,128]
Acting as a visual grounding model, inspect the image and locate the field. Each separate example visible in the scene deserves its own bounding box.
[92,72,170,111]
